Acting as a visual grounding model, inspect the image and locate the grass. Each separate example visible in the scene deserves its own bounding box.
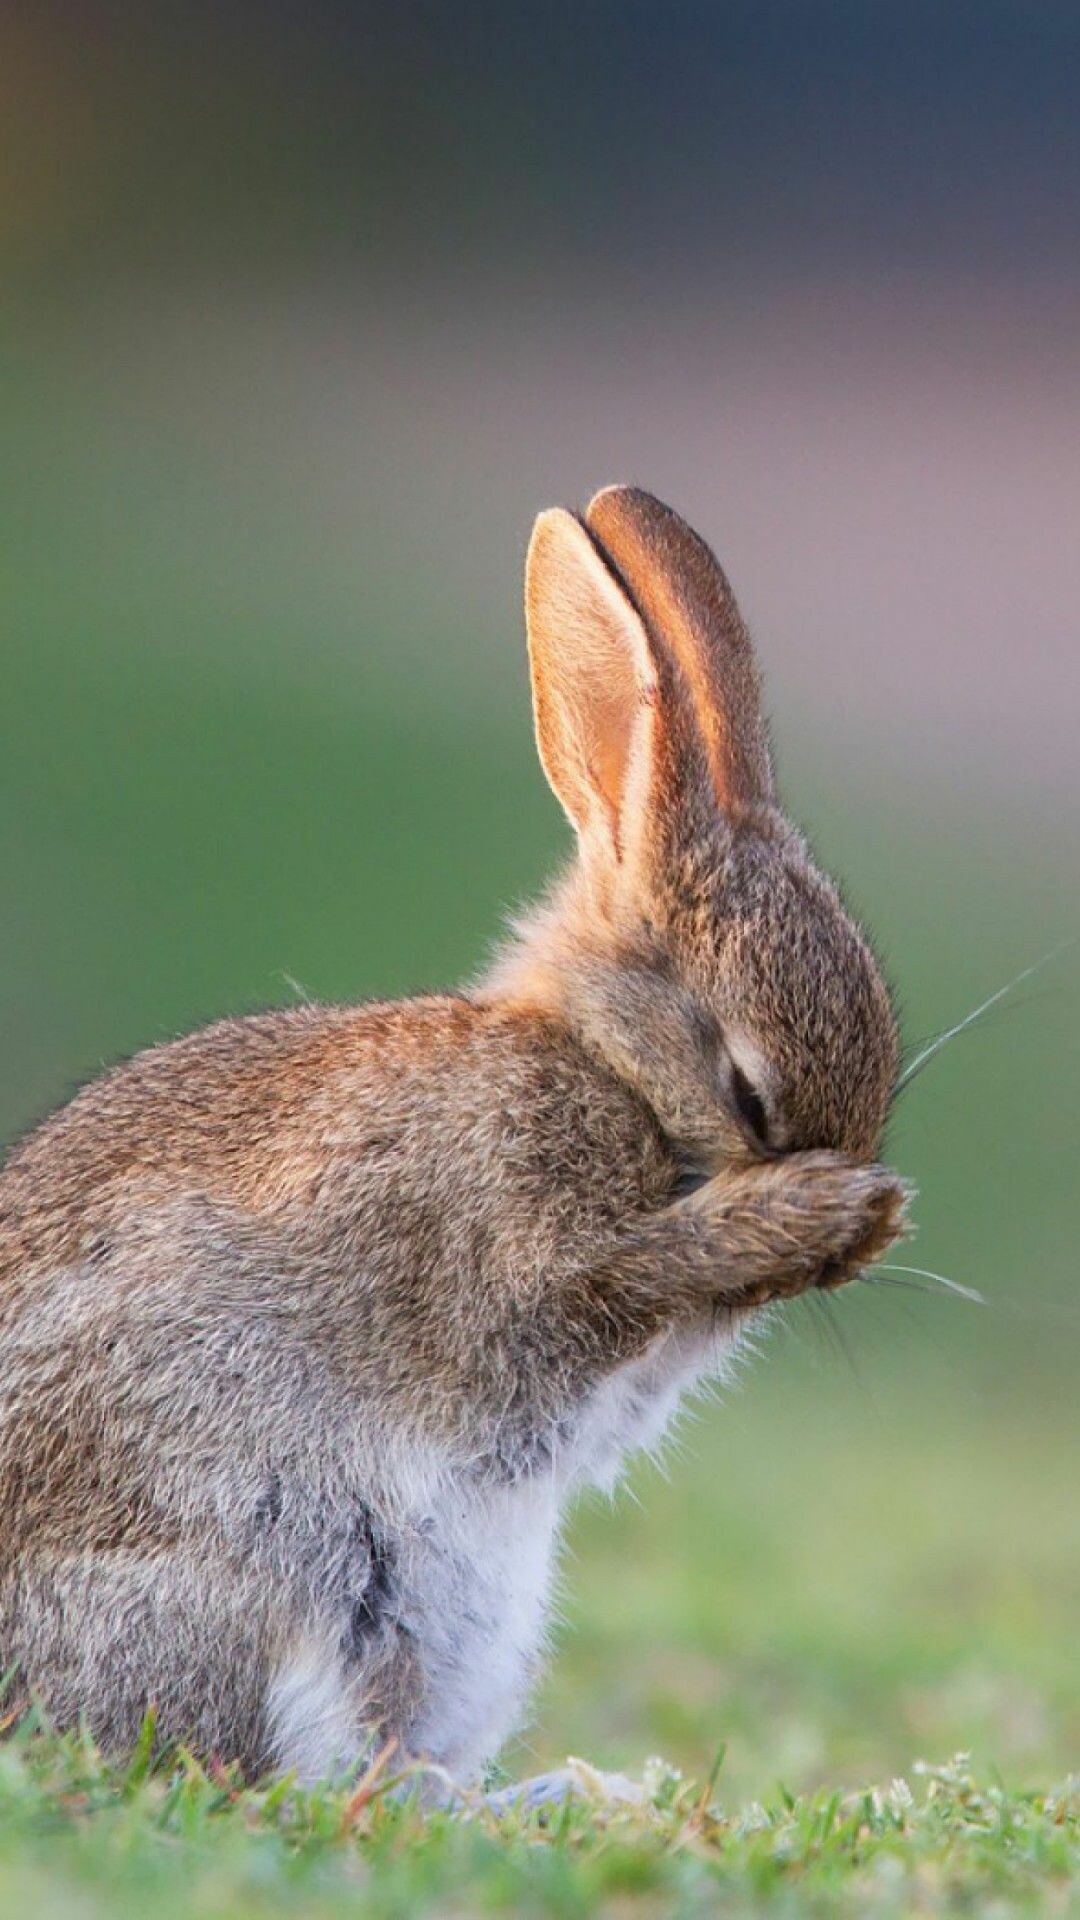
[0,1720,1075,1919]
[538,1364,1080,1803]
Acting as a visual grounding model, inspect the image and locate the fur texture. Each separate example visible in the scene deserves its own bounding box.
[0,486,907,1783]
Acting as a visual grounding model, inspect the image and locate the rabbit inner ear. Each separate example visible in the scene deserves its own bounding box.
[585,486,773,816]
[525,509,661,861]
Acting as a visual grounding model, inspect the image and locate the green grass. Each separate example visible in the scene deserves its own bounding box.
[0,1721,1075,1918]
[537,1367,1080,1803]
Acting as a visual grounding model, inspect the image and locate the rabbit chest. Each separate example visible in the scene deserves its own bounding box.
[371,1318,733,1778]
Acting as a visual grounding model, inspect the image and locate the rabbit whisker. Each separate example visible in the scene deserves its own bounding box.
[803,1289,862,1385]
[804,1289,883,1411]
[873,1262,984,1305]
[895,938,1075,1094]
[861,1273,936,1296]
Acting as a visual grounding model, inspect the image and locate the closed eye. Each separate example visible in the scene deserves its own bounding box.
[730,1062,769,1145]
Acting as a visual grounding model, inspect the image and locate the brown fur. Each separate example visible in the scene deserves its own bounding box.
[0,486,907,1779]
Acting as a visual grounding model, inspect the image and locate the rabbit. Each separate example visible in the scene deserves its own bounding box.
[0,485,908,1793]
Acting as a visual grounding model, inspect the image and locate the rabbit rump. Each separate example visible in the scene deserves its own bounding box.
[0,486,908,1789]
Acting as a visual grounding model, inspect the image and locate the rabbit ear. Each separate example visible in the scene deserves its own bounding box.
[525,508,685,871]
[585,486,773,815]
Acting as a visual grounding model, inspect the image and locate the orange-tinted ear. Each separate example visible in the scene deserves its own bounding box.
[525,508,671,868]
[585,485,773,815]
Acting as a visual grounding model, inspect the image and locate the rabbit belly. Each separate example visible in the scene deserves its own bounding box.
[399,1475,563,1781]
[360,1323,741,1782]
[264,1472,561,1786]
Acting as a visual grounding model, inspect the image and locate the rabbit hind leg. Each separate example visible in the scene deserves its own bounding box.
[0,1544,284,1776]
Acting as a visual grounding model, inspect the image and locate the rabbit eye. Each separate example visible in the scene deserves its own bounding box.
[730,1062,769,1144]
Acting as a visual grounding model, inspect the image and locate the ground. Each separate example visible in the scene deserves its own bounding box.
[0,1724,1075,1918]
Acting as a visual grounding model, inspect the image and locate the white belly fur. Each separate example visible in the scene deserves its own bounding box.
[404,1319,745,1774]
[270,1319,743,1783]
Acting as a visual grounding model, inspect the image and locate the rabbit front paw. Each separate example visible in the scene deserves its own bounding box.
[696,1151,910,1307]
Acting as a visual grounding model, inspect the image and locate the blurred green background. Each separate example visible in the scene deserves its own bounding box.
[2,1,1077,1805]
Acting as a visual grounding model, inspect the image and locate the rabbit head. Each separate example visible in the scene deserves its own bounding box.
[487,486,899,1171]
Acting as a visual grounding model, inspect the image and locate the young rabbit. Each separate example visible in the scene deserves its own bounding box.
[0,486,907,1792]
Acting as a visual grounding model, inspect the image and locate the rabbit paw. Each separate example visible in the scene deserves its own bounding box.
[698,1151,911,1307]
[484,1760,645,1819]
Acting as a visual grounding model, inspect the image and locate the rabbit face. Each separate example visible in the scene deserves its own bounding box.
[526,816,898,1174]
[658,824,898,1165]
[502,484,899,1171]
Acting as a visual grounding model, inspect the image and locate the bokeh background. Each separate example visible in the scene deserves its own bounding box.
[2,1,1078,1801]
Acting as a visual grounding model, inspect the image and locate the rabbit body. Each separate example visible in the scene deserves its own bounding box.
[0,998,733,1780]
[0,485,908,1783]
